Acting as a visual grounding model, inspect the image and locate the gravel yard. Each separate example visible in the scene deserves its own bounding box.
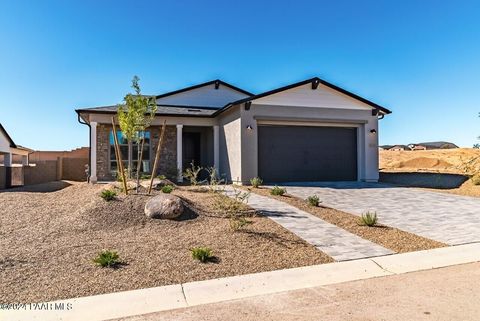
[0,181,331,303]
[246,187,446,253]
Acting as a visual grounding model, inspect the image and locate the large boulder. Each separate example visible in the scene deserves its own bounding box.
[145,194,184,219]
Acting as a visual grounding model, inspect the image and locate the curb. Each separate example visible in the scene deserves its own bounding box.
[3,242,480,321]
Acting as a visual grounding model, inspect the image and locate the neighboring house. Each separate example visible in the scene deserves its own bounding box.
[410,141,459,150]
[379,145,393,151]
[76,77,391,184]
[389,145,411,151]
[409,144,427,151]
[0,123,30,166]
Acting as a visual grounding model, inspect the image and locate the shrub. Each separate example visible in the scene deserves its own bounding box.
[157,174,166,180]
[215,189,250,217]
[206,167,224,192]
[161,185,174,193]
[140,174,151,180]
[230,217,252,231]
[306,195,320,207]
[190,247,213,263]
[359,211,378,227]
[270,185,286,196]
[100,189,117,201]
[471,174,480,186]
[250,177,263,188]
[183,161,203,186]
[93,250,120,268]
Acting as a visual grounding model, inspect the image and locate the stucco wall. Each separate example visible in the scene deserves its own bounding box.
[217,108,242,182]
[240,103,380,183]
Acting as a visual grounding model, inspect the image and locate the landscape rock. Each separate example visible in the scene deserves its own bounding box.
[145,194,184,219]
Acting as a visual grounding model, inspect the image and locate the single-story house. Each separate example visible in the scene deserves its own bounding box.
[389,145,411,151]
[0,123,30,166]
[76,77,391,184]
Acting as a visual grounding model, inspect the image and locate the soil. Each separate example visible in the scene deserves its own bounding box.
[244,187,446,254]
[380,148,480,174]
[0,181,331,303]
[380,148,480,197]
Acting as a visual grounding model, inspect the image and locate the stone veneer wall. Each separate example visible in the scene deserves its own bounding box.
[96,124,177,181]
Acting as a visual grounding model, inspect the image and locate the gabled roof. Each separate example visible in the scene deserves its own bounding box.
[155,79,254,99]
[0,123,17,148]
[76,76,391,119]
[224,77,392,114]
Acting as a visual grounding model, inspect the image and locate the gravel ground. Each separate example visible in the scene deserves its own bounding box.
[0,182,331,303]
[245,187,446,253]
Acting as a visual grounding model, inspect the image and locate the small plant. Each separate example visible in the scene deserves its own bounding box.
[161,184,174,193]
[190,247,213,263]
[100,189,117,201]
[306,195,321,207]
[250,177,263,188]
[230,217,252,231]
[157,174,166,180]
[183,161,203,186]
[93,250,120,268]
[206,167,224,192]
[215,188,250,217]
[471,174,480,186]
[359,211,378,227]
[140,174,151,180]
[270,185,286,196]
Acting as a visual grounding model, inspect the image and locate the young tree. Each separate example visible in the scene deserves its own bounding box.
[118,76,157,193]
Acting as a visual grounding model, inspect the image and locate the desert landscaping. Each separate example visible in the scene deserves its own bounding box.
[0,181,332,303]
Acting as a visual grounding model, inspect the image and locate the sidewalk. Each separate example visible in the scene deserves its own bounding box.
[118,261,480,321]
[3,242,480,321]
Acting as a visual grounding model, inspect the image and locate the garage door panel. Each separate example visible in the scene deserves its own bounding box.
[258,125,357,182]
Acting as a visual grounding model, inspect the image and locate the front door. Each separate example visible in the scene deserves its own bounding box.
[183,132,201,170]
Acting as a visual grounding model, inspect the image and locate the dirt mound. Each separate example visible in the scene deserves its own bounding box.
[397,157,453,169]
[380,148,480,174]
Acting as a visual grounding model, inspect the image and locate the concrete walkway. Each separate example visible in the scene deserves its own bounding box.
[225,187,393,261]
[278,182,480,245]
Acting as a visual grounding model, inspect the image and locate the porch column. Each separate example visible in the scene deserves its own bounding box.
[90,121,97,183]
[176,124,183,182]
[213,125,219,173]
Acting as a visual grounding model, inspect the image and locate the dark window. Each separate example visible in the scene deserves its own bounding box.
[109,131,151,174]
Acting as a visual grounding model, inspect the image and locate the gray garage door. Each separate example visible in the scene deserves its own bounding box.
[258,125,357,182]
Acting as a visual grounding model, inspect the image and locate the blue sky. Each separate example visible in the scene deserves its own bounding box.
[0,0,479,150]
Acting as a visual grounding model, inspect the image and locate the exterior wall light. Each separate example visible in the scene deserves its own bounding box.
[370,129,377,134]
[246,125,253,131]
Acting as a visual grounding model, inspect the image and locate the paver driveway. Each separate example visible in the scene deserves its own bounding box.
[279,182,480,245]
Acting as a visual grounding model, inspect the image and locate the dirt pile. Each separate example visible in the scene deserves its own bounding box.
[396,157,453,169]
[380,148,480,174]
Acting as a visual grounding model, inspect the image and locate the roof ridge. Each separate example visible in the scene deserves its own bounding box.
[155,79,254,99]
[217,76,391,116]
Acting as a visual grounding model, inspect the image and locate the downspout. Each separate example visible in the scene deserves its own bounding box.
[76,111,91,182]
